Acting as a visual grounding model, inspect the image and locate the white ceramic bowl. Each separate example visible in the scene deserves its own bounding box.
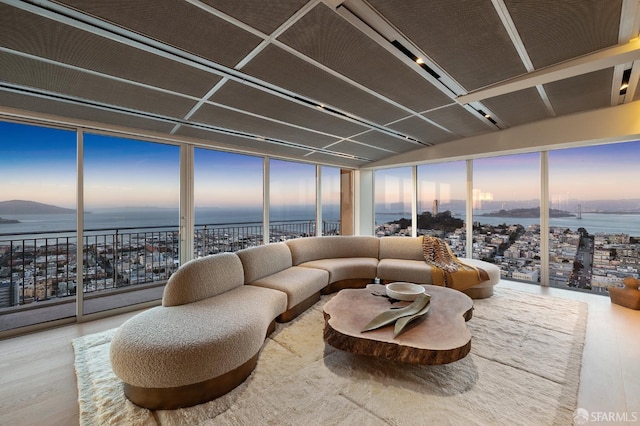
[385,282,426,301]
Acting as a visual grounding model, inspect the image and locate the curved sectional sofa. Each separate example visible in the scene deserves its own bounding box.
[110,235,500,410]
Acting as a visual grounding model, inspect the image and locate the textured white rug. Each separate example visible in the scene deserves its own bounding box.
[73,287,587,425]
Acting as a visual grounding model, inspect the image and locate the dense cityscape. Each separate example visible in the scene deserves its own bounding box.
[376,209,640,294]
[0,221,336,307]
[2,203,639,309]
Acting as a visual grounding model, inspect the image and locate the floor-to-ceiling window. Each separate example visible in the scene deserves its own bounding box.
[549,142,640,294]
[269,159,316,240]
[472,153,541,282]
[82,133,179,315]
[0,121,77,331]
[374,167,412,236]
[417,161,467,256]
[321,166,341,235]
[193,148,264,255]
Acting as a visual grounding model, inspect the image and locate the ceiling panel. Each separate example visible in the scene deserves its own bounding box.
[304,152,369,168]
[423,104,492,138]
[0,52,196,119]
[52,0,262,67]
[544,68,614,116]
[351,131,421,153]
[482,87,552,127]
[387,116,457,145]
[190,103,340,148]
[366,0,527,91]
[505,0,622,69]
[277,3,452,112]
[241,44,408,125]
[0,3,221,97]
[175,125,318,159]
[325,141,392,161]
[200,0,309,35]
[0,90,176,133]
[210,81,368,137]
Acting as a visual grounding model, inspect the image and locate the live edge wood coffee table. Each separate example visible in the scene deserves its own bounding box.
[323,284,474,365]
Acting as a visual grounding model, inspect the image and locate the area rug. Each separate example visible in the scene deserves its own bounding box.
[73,287,587,425]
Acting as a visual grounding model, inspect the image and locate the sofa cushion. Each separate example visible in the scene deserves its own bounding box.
[377,258,432,284]
[162,252,244,307]
[379,236,424,260]
[286,236,379,265]
[249,266,328,309]
[237,243,292,283]
[299,257,378,284]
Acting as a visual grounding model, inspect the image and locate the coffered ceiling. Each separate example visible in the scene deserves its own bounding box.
[1,0,639,168]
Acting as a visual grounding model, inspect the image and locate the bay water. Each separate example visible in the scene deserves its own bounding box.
[2,207,640,239]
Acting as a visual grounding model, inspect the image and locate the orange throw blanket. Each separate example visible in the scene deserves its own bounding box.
[422,236,489,291]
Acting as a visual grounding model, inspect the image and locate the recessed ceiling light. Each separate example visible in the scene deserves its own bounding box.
[391,40,440,79]
[620,68,632,94]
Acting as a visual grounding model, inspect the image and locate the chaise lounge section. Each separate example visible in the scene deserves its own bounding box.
[109,253,287,410]
[377,236,501,298]
[110,235,500,409]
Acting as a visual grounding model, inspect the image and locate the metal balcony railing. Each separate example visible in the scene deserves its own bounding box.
[0,220,341,309]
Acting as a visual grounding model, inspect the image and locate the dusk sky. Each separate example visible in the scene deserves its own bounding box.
[377,142,640,208]
[0,121,338,209]
[2,120,639,210]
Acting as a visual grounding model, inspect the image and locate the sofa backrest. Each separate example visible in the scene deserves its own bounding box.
[236,243,293,283]
[285,236,379,265]
[378,236,425,261]
[162,252,244,307]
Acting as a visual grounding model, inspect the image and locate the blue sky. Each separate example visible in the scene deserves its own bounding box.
[0,121,340,209]
[2,120,639,209]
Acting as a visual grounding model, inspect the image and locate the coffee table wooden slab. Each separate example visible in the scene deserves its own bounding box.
[323,284,473,365]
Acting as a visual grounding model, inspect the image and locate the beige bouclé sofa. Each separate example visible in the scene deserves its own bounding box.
[110,235,500,410]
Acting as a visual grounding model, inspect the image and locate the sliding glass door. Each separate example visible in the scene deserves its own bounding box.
[82,133,179,315]
[0,121,77,331]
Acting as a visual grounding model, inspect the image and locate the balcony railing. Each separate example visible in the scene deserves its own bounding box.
[0,220,341,309]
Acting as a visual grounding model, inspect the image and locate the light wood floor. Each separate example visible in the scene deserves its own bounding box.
[1,280,638,426]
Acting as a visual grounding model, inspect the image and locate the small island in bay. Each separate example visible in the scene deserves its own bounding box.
[480,207,575,218]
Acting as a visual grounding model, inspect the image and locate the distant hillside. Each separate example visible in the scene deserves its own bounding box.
[0,200,75,214]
